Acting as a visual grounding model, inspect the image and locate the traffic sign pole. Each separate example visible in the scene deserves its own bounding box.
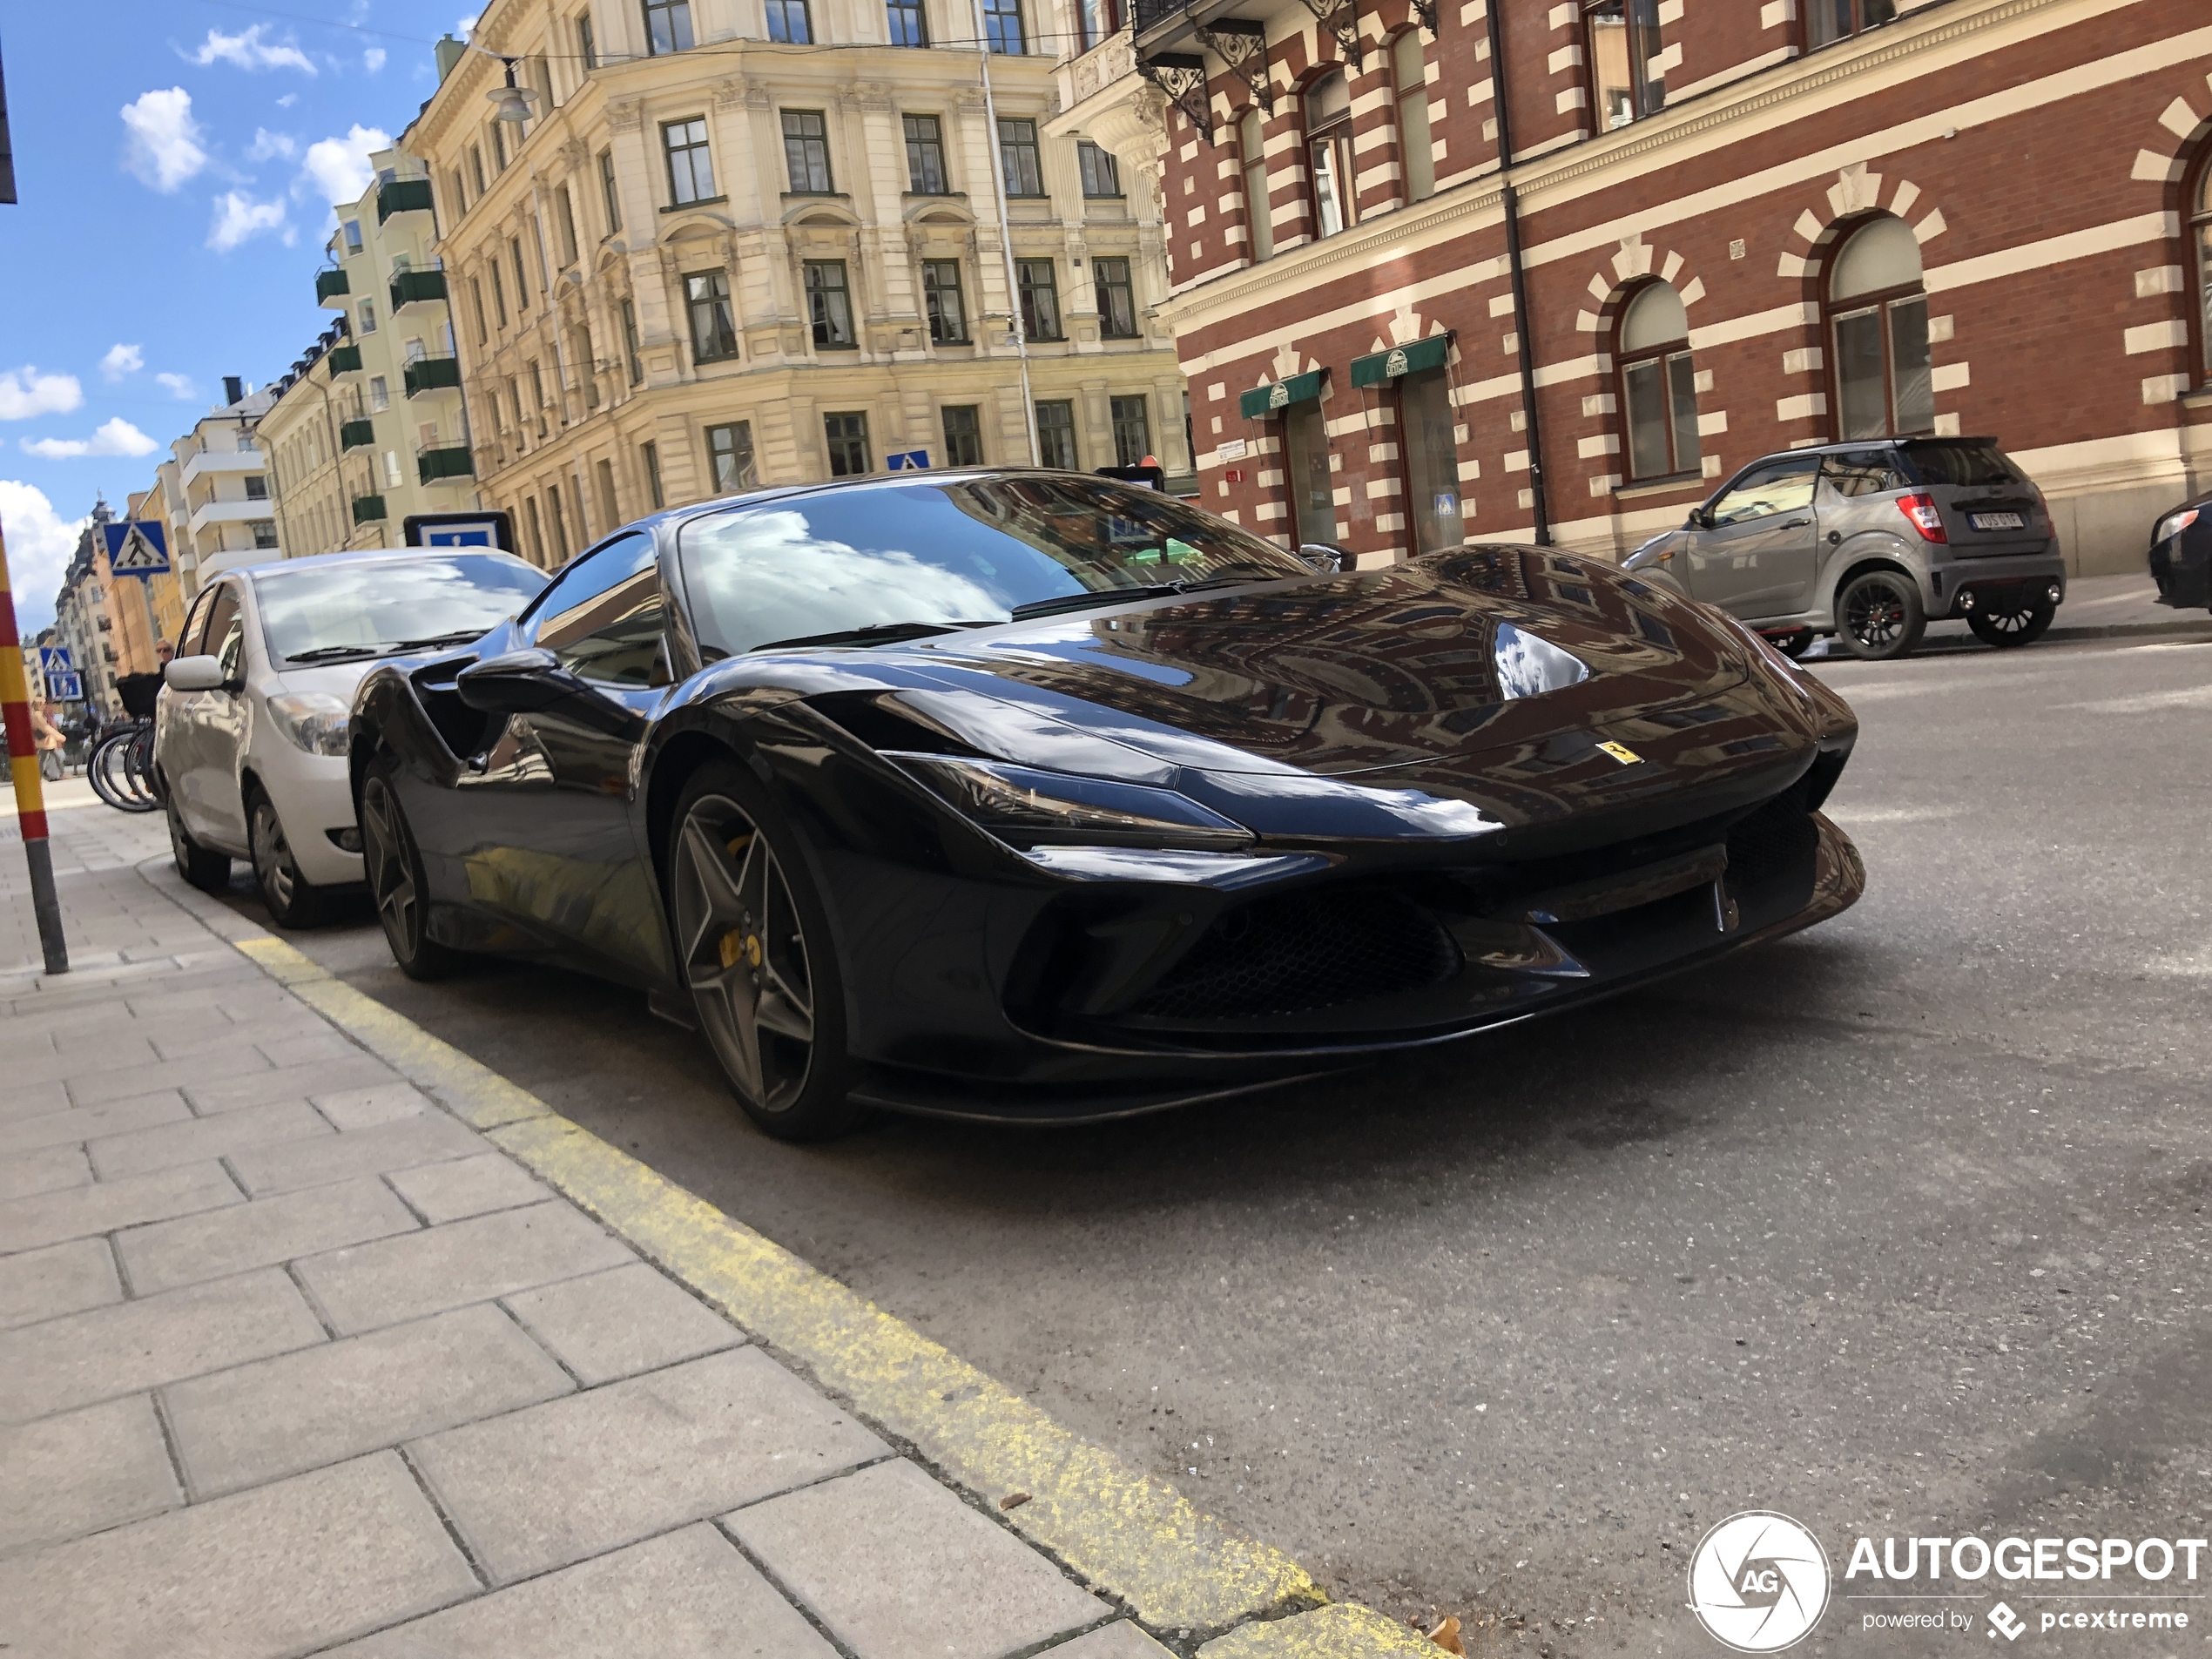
[0,515,70,974]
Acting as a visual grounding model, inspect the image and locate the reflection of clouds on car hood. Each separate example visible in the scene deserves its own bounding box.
[1492,621,1590,700]
[695,509,1007,649]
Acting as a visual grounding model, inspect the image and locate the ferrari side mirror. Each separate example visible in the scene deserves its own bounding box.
[457,647,645,740]
[1298,543,1353,574]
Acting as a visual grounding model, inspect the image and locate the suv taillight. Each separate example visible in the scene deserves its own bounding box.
[1897,492,1948,543]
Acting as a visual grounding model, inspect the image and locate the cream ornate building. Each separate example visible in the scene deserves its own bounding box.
[259,148,482,556]
[402,0,1188,566]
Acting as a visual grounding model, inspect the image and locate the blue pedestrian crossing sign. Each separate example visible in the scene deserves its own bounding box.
[53,672,84,701]
[886,449,930,470]
[37,645,74,676]
[102,521,171,579]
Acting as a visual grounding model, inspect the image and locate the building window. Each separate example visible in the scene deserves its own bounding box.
[622,298,644,384]
[598,149,622,234]
[643,0,693,54]
[1093,256,1137,338]
[357,300,378,335]
[664,118,715,206]
[783,111,834,193]
[982,0,1024,53]
[252,519,280,550]
[999,118,1044,197]
[1283,397,1332,545]
[2192,149,2212,381]
[529,360,547,414]
[1584,0,1664,129]
[1035,400,1078,469]
[941,405,983,467]
[244,475,269,501]
[1078,142,1122,199]
[766,0,812,43]
[470,278,489,342]
[344,219,363,251]
[1076,0,1121,51]
[491,118,509,172]
[577,11,597,67]
[685,270,738,363]
[1393,34,1436,202]
[1399,366,1461,555]
[825,411,870,476]
[549,483,570,563]
[524,496,546,563]
[511,238,531,310]
[556,185,580,266]
[1827,214,1932,439]
[1616,281,1699,480]
[1239,109,1272,262]
[1806,0,1896,47]
[369,375,390,412]
[1016,259,1062,341]
[887,0,927,44]
[706,421,759,494]
[922,260,968,343]
[1304,71,1352,239]
[642,440,664,509]
[805,260,856,349]
[1109,394,1151,467]
[905,115,948,193]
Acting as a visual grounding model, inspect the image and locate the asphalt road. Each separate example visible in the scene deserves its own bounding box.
[225,629,2212,1655]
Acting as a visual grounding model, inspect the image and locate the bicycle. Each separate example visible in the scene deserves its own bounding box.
[87,718,162,813]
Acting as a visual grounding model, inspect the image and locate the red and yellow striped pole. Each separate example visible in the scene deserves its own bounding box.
[0,515,71,974]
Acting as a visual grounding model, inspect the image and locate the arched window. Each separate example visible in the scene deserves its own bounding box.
[1304,71,1352,239]
[1240,109,1272,262]
[1392,34,1435,204]
[1828,214,1932,438]
[2191,152,2212,383]
[1617,280,1697,480]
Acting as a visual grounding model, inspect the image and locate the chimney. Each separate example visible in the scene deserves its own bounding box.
[435,34,468,82]
[223,374,245,406]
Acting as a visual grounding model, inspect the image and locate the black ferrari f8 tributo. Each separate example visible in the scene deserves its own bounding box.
[349,470,1863,1139]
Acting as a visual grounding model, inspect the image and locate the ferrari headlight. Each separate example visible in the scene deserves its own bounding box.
[892,754,1252,849]
[266,691,354,757]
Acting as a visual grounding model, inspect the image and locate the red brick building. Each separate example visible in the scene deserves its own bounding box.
[1048,0,2210,571]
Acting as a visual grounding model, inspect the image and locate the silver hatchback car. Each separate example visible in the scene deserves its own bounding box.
[1621,436,2065,660]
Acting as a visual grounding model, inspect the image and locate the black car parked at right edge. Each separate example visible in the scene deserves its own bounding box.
[2148,491,2211,614]
[1622,436,2067,661]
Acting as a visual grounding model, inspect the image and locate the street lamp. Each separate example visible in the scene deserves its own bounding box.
[487,58,539,124]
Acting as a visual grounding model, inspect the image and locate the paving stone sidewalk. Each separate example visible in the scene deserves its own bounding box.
[0,794,1173,1659]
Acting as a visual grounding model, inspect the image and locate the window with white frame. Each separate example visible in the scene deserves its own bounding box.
[1304,71,1352,238]
[1827,214,1933,439]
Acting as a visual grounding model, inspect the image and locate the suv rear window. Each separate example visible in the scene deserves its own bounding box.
[1898,441,2019,487]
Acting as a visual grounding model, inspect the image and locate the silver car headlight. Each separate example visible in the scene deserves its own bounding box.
[265,691,353,757]
[890,753,1253,849]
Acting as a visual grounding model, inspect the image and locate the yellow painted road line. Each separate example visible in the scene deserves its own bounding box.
[228,931,1328,1638]
[1198,1606,1444,1658]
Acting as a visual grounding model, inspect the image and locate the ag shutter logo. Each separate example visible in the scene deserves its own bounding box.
[1687,1511,1832,1653]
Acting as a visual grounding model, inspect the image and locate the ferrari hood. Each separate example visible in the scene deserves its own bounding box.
[894,547,1750,778]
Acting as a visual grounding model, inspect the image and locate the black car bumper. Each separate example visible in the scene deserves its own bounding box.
[2149,523,2211,610]
[1933,556,2066,620]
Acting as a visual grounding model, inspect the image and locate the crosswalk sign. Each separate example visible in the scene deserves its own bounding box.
[37,644,74,675]
[886,449,930,470]
[105,521,171,578]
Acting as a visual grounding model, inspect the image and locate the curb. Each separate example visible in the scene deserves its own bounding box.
[136,858,1376,1652]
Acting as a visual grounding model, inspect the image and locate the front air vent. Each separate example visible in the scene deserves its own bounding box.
[1130,887,1460,1022]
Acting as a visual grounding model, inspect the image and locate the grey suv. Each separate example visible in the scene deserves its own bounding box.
[1620,436,2065,660]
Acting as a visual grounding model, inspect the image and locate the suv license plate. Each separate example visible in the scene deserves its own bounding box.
[1969,511,2025,531]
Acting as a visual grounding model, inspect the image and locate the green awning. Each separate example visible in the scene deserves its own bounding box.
[1349,334,1453,388]
[1238,368,1328,420]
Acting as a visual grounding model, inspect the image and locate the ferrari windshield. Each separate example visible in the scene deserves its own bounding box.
[678,475,1312,656]
[254,554,548,664]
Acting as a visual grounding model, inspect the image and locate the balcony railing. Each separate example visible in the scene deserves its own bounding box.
[352,495,388,524]
[341,418,376,451]
[376,178,435,223]
[326,343,363,376]
[315,268,350,306]
[404,355,463,398]
[390,269,448,313]
[417,442,475,484]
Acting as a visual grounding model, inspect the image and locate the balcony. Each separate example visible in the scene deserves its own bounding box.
[390,269,448,313]
[316,268,351,306]
[185,498,280,542]
[404,355,463,398]
[341,418,376,451]
[179,448,265,493]
[376,178,435,223]
[417,442,475,484]
[352,495,388,525]
[327,343,363,377]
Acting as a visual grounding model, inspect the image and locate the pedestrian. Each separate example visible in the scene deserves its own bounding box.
[31,699,67,783]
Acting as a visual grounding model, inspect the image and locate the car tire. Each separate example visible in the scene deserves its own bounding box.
[665,760,863,1143]
[1838,570,1926,660]
[360,757,465,980]
[248,788,327,929]
[1967,597,2056,649]
[166,795,232,894]
[1768,629,1816,658]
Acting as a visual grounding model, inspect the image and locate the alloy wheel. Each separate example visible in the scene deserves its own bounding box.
[361,777,418,949]
[672,793,816,1116]
[252,799,296,911]
[1844,580,1910,651]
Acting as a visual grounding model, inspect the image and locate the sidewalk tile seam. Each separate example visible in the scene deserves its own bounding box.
[1011,1618,1130,1659]
[146,1385,197,1508]
[490,1296,590,1391]
[284,1258,345,1339]
[715,1523,869,1659]
[379,1170,438,1229]
[711,1448,906,1521]
[396,1442,494,1592]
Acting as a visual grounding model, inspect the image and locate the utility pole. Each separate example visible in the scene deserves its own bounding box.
[0,514,71,974]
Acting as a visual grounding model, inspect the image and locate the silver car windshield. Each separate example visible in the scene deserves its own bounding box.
[678,475,1310,657]
[253,556,549,664]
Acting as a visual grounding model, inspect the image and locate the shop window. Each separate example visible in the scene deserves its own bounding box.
[1583,0,1664,129]
[1616,280,1699,479]
[1827,214,1932,439]
[1393,34,1435,203]
[1399,367,1460,554]
[1806,0,1896,48]
[1240,110,1273,261]
[1304,71,1352,239]
[1284,398,1333,545]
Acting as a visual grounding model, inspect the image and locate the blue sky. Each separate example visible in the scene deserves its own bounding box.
[1,1,474,633]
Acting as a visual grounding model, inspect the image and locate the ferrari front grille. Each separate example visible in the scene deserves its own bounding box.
[1130,887,1461,1022]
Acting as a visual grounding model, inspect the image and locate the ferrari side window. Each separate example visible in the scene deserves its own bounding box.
[529,533,669,688]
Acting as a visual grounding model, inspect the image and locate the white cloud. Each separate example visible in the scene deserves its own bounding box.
[0,482,90,630]
[0,368,84,421]
[186,24,317,74]
[364,46,388,71]
[246,127,298,163]
[20,418,161,461]
[99,345,145,382]
[298,124,390,209]
[120,87,209,192]
[458,13,482,33]
[277,91,299,108]
[155,373,198,400]
[208,190,290,252]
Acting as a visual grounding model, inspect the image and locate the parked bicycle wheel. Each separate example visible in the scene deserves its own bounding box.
[89,724,162,813]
